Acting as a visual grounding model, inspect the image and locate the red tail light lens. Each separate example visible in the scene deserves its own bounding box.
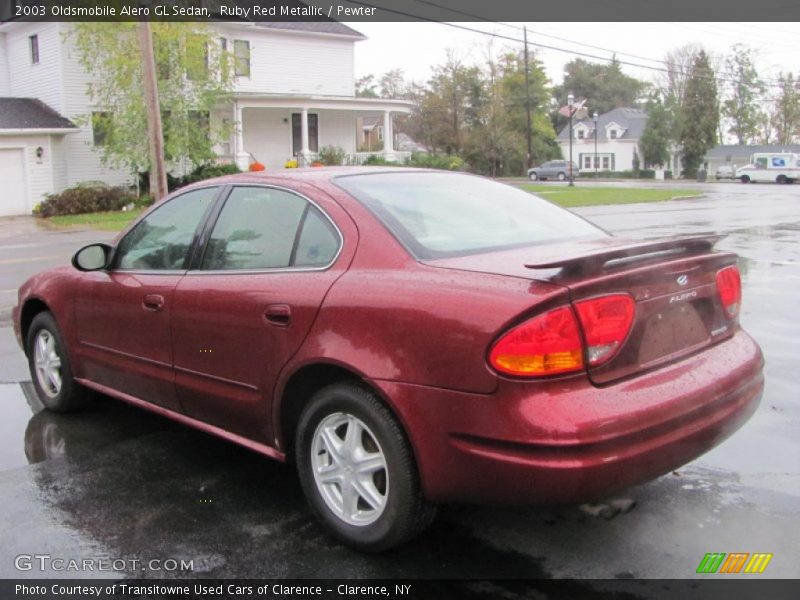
[716,265,741,318]
[489,306,584,377]
[574,294,636,366]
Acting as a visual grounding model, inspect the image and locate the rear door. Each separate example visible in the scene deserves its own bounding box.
[171,184,355,443]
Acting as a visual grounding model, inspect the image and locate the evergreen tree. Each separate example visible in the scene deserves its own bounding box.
[722,45,766,145]
[773,72,800,145]
[640,94,672,168]
[679,50,719,177]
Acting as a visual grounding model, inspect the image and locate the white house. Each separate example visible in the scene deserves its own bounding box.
[0,21,412,216]
[557,106,683,175]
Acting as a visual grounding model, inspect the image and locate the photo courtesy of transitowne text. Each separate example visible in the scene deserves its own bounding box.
[0,0,799,599]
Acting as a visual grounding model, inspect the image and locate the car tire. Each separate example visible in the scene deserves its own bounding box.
[777,175,787,184]
[740,175,750,183]
[26,312,86,413]
[557,172,566,181]
[295,382,437,552]
[528,172,538,181]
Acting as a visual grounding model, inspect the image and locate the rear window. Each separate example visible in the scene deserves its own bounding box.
[334,172,605,259]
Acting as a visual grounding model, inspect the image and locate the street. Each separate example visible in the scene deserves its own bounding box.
[0,182,798,582]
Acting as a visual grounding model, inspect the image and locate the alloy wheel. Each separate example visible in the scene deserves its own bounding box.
[34,330,62,398]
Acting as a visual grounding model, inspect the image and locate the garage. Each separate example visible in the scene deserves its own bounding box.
[0,98,78,217]
[0,147,27,217]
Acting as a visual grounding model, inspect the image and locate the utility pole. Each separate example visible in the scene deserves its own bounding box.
[523,26,532,170]
[137,21,168,202]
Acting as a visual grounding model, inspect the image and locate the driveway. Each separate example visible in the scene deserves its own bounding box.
[0,184,797,585]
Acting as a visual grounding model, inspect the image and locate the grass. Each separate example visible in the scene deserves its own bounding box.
[46,207,145,231]
[520,185,703,207]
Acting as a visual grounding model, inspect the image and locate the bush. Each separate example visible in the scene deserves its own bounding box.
[317,145,346,166]
[363,155,395,166]
[139,162,241,193]
[36,185,136,217]
[406,152,465,171]
[577,170,655,180]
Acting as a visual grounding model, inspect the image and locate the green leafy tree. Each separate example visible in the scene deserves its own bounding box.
[71,22,233,176]
[722,45,766,145]
[554,57,647,117]
[772,72,800,144]
[355,74,378,98]
[679,50,719,177]
[640,93,672,168]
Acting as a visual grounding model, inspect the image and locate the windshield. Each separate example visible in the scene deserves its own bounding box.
[334,171,606,259]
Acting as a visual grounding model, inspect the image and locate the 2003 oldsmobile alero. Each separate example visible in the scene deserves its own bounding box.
[13,168,764,551]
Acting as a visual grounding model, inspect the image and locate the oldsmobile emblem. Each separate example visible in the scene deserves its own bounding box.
[676,274,689,286]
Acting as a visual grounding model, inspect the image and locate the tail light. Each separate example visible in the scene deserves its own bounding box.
[716,265,741,318]
[573,294,636,366]
[489,306,584,377]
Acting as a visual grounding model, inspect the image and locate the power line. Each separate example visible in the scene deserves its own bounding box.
[347,1,788,88]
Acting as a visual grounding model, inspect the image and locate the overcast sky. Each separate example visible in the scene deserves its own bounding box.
[349,22,800,95]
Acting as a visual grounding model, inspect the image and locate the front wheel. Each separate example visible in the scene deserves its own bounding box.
[740,175,750,183]
[528,172,538,181]
[776,175,787,184]
[557,172,567,181]
[26,312,86,413]
[295,382,437,552]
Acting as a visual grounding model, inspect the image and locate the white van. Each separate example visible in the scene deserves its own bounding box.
[736,153,800,184]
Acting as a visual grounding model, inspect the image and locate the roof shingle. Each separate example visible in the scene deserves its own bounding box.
[0,98,77,130]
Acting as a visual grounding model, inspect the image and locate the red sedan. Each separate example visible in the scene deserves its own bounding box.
[13,169,763,551]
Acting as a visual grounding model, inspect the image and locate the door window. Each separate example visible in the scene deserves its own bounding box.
[201,186,340,270]
[115,187,218,270]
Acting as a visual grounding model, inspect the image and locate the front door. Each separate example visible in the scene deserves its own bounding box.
[171,185,348,443]
[74,186,220,410]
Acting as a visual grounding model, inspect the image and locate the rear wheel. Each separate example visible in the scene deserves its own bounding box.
[528,172,538,181]
[26,312,86,413]
[557,172,567,181]
[295,382,436,552]
[777,175,787,184]
[740,175,750,183]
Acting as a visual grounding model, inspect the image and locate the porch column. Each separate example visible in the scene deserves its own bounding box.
[300,107,310,158]
[382,110,393,154]
[233,101,249,171]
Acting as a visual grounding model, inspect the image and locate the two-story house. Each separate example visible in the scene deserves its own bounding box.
[0,21,412,216]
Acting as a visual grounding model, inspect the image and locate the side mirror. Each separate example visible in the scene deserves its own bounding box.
[72,243,112,272]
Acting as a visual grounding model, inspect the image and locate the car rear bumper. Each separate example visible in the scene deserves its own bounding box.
[375,329,764,505]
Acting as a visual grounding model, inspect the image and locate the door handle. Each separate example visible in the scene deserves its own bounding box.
[264,304,291,327]
[143,294,165,312]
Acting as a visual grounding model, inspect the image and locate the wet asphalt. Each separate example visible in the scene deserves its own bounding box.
[0,182,797,581]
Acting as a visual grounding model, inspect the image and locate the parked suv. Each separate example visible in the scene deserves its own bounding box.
[527,160,579,181]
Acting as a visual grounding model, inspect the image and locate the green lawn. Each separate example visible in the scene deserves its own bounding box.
[520,185,704,207]
[46,208,145,231]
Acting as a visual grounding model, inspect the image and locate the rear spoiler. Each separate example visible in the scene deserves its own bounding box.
[525,234,724,275]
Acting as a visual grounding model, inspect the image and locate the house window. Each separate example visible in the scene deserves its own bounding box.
[29,35,39,64]
[234,40,250,77]
[577,129,585,139]
[221,118,232,156]
[602,156,610,169]
[91,112,112,146]
[187,37,209,81]
[220,38,227,52]
[291,113,319,155]
[189,111,210,142]
[583,155,592,169]
[609,129,618,139]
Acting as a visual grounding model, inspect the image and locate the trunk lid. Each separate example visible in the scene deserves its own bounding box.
[426,235,740,385]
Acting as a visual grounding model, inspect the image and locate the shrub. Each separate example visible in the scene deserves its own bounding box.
[139,163,241,193]
[37,185,136,217]
[363,155,394,166]
[578,170,656,180]
[317,145,346,166]
[406,152,465,171]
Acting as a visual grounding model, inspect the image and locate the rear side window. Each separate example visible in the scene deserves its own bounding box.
[201,186,340,270]
[335,172,605,260]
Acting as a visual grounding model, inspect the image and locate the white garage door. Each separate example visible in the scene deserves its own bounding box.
[0,148,28,217]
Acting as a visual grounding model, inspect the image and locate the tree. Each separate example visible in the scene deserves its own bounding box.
[722,45,766,145]
[554,57,646,117]
[679,50,719,177]
[355,74,378,98]
[71,22,233,178]
[639,93,672,168]
[772,72,800,145]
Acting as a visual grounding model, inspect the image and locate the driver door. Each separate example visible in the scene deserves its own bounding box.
[74,186,220,411]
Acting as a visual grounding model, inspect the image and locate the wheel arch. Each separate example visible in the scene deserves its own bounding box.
[276,361,406,460]
[20,298,52,355]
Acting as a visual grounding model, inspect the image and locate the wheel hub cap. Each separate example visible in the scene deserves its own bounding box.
[33,330,62,398]
[311,412,388,526]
